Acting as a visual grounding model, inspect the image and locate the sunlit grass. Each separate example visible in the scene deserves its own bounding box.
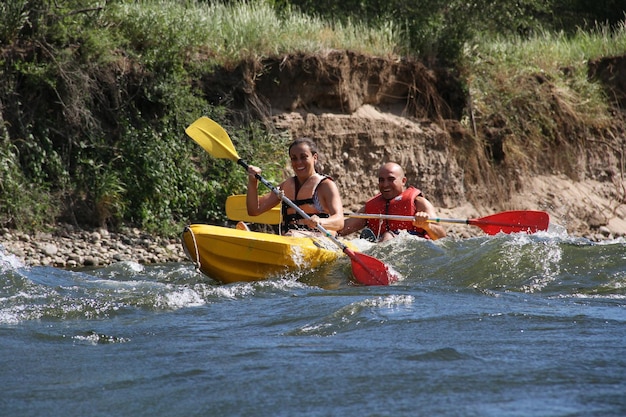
[106,0,401,67]
[474,21,626,72]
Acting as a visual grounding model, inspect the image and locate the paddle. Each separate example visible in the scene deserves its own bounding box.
[345,211,550,235]
[225,194,550,235]
[186,116,397,285]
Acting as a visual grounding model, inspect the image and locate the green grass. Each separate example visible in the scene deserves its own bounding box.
[469,22,626,118]
[107,0,402,68]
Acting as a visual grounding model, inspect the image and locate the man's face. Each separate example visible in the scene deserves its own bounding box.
[378,165,406,200]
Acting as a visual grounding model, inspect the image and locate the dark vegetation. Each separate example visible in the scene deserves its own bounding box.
[0,0,624,235]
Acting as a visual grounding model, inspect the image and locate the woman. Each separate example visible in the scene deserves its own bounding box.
[246,138,344,236]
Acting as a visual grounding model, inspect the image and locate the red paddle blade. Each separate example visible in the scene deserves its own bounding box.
[345,249,398,286]
[469,210,550,235]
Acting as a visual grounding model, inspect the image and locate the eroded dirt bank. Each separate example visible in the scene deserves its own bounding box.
[202,50,626,238]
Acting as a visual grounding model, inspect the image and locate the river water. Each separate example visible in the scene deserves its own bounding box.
[2,227,625,416]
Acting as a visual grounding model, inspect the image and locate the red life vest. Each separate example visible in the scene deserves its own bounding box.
[364,186,429,239]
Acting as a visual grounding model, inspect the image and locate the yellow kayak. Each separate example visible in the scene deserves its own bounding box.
[181,224,356,284]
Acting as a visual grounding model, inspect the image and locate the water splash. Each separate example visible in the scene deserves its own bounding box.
[72,331,130,345]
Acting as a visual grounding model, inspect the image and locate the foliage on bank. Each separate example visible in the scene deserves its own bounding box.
[0,0,625,234]
[0,1,296,233]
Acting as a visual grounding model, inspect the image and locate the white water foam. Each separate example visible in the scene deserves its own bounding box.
[0,245,25,272]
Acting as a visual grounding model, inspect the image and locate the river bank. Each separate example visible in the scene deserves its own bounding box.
[0,224,187,268]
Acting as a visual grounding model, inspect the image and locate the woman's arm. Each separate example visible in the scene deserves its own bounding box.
[246,165,280,216]
[304,179,344,231]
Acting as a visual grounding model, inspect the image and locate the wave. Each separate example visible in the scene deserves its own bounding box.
[360,230,626,296]
[1,231,625,323]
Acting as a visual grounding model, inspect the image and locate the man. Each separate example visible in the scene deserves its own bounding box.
[339,162,446,241]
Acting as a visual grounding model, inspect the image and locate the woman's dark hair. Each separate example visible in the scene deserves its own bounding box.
[288,137,318,155]
[288,137,322,173]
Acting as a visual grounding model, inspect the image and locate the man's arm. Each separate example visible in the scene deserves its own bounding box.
[413,196,447,240]
[338,208,367,236]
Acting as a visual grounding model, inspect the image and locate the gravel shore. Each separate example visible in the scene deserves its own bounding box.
[1,224,188,268]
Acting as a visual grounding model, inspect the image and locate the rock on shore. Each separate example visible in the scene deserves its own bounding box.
[0,224,188,268]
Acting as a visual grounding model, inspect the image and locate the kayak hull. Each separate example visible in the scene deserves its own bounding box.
[181,224,352,284]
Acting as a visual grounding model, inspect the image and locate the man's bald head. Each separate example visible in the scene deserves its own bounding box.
[378,162,404,178]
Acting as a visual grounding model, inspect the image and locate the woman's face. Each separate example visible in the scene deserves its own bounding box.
[289,143,317,176]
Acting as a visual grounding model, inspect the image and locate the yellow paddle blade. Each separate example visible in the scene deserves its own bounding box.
[185,117,240,161]
[225,195,281,224]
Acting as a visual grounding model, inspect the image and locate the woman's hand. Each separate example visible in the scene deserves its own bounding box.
[247,165,261,181]
[300,215,321,229]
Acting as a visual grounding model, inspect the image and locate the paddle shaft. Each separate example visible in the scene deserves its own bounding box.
[345,212,545,230]
[347,212,465,224]
[238,160,350,251]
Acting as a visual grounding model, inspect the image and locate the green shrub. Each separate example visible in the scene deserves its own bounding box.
[0,0,29,45]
